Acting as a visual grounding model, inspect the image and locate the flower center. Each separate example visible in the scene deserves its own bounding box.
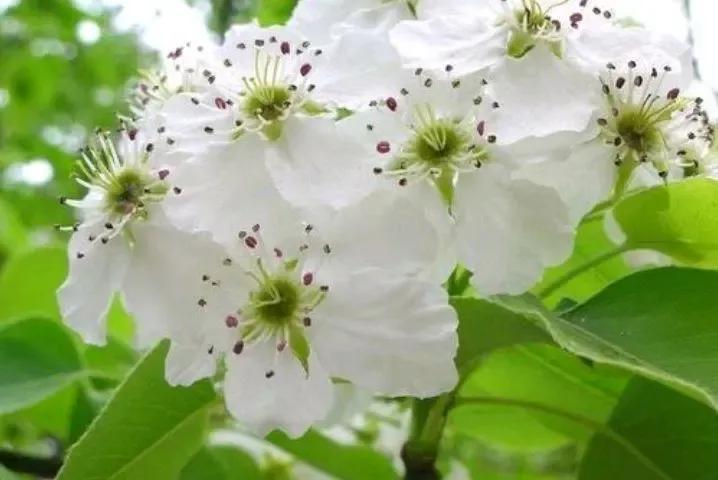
[505,1,564,58]
[106,169,153,215]
[251,276,301,326]
[614,109,663,154]
[215,226,333,376]
[595,62,714,178]
[75,134,168,222]
[412,120,463,166]
[376,104,490,205]
[242,84,292,123]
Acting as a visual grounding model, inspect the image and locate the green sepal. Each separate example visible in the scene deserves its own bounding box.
[301,101,329,116]
[289,323,311,376]
[506,31,536,59]
[283,258,299,272]
[262,121,284,142]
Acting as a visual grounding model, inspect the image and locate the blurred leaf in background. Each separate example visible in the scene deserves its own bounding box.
[0,0,148,263]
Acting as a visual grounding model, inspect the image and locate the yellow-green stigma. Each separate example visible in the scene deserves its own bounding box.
[613,108,664,155]
[377,105,492,205]
[596,61,712,179]
[412,120,464,166]
[242,84,292,123]
[75,134,168,220]
[505,0,567,58]
[251,276,301,327]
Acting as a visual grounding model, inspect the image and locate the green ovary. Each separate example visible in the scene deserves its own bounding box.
[411,121,463,167]
[615,110,663,154]
[253,277,300,326]
[106,169,151,214]
[243,85,291,122]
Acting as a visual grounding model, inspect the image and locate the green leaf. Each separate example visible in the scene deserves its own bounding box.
[496,267,718,411]
[211,446,262,479]
[0,465,20,480]
[0,317,83,415]
[179,448,228,480]
[0,247,67,322]
[58,341,217,480]
[451,401,573,453]
[456,345,628,444]
[267,430,399,480]
[179,446,263,480]
[0,197,28,257]
[614,178,718,266]
[256,0,297,26]
[452,297,550,378]
[536,217,630,305]
[579,378,718,480]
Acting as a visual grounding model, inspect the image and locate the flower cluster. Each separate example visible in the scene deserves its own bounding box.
[57,0,715,437]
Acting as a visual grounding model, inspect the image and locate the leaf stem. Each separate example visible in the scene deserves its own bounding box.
[537,244,631,300]
[401,395,453,480]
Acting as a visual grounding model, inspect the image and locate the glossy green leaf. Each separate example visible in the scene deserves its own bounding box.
[58,341,217,480]
[0,247,67,322]
[497,267,718,411]
[614,178,718,266]
[457,345,628,443]
[211,446,262,479]
[179,448,228,480]
[452,297,550,378]
[268,430,399,480]
[536,218,630,306]
[179,445,263,480]
[0,317,83,415]
[580,378,718,480]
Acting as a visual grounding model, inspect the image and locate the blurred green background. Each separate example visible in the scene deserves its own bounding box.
[3,2,718,480]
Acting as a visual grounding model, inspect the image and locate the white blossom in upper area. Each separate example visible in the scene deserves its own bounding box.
[515,49,713,222]
[389,0,692,146]
[340,73,574,294]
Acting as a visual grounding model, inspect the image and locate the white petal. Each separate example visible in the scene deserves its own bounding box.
[265,116,376,209]
[121,219,229,347]
[158,92,236,154]
[489,45,600,145]
[289,0,367,44]
[163,138,298,245]
[454,164,574,295]
[312,189,445,283]
[313,30,406,109]
[165,340,219,387]
[389,16,505,76]
[57,221,132,345]
[310,268,458,397]
[513,142,617,225]
[569,25,692,82]
[417,0,495,18]
[224,344,333,438]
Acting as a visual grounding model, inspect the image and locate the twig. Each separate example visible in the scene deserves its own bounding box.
[0,449,63,478]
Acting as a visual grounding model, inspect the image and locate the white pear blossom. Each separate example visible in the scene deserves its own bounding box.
[517,55,713,222]
[148,24,385,239]
[165,192,459,437]
[389,0,690,145]
[57,131,226,346]
[340,73,574,294]
[289,0,416,45]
